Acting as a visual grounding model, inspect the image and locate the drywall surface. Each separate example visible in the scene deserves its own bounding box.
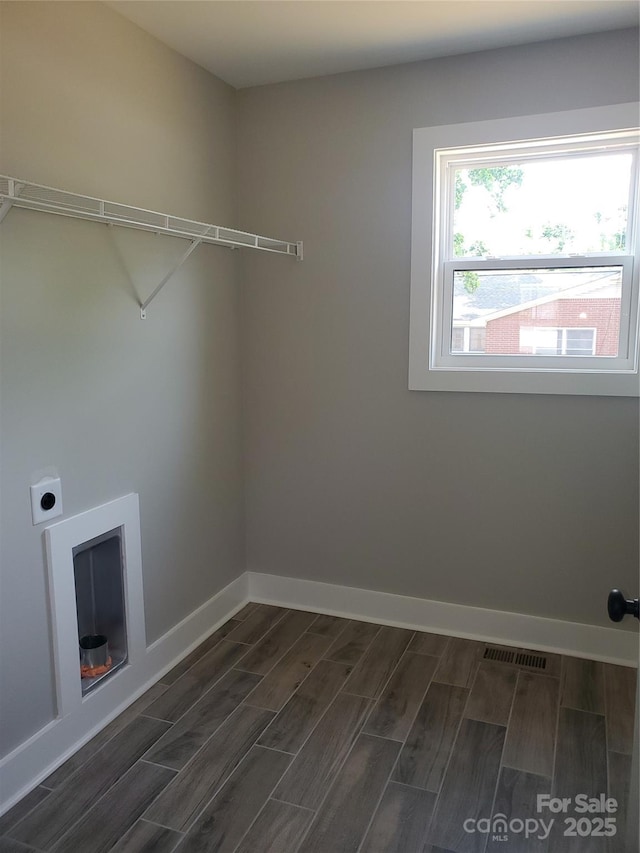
[0,2,243,756]
[238,30,640,630]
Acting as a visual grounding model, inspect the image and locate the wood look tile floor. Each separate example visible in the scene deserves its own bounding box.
[1,604,636,853]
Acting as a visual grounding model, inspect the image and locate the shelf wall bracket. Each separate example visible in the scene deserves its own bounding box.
[0,174,302,319]
[139,233,207,319]
[0,200,13,224]
[106,223,143,308]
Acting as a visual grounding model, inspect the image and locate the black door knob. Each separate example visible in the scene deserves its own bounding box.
[608,589,640,622]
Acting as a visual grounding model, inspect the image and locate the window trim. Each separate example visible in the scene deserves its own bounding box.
[408,102,640,396]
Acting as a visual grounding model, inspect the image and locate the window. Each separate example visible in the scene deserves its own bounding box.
[409,103,640,396]
[521,327,596,356]
[451,326,486,353]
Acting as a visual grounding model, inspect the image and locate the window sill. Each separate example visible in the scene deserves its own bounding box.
[409,365,640,396]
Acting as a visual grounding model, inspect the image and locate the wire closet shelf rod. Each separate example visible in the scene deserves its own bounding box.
[0,175,303,317]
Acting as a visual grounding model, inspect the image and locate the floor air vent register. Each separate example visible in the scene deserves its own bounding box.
[483,646,547,670]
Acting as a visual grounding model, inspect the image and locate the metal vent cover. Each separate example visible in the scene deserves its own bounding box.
[483,647,515,664]
[483,646,547,670]
[515,651,547,670]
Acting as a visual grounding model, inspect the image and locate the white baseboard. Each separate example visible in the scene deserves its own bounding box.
[0,573,248,816]
[247,572,639,667]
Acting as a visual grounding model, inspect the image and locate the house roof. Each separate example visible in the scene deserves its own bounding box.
[454,268,622,327]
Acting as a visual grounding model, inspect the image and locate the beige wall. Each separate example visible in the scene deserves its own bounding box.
[237,30,640,628]
[0,3,243,755]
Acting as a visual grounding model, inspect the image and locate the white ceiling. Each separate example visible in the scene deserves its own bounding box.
[108,1,640,89]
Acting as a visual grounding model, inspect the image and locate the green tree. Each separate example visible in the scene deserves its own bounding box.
[467,166,524,213]
[454,167,522,293]
[594,209,626,251]
[469,240,488,256]
[607,231,626,251]
[453,232,481,293]
[541,223,574,252]
[455,173,467,210]
[461,271,480,294]
[455,167,523,212]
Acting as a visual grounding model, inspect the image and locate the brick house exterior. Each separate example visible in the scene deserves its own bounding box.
[484,297,621,356]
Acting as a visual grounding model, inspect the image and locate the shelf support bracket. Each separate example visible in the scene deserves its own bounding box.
[106,224,143,307]
[139,234,207,319]
[0,200,13,224]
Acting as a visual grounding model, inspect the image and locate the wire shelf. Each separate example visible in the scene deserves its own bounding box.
[0,175,301,258]
[0,174,302,317]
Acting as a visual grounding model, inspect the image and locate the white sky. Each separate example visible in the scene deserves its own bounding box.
[453,152,632,257]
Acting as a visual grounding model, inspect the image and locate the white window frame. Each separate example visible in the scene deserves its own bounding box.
[408,103,640,396]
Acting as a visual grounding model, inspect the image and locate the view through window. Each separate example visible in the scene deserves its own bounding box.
[449,151,631,359]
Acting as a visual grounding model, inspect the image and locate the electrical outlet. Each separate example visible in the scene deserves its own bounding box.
[30,476,63,525]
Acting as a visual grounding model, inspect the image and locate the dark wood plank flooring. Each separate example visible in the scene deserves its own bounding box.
[1,604,636,853]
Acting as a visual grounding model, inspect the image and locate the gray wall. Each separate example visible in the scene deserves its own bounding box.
[0,3,243,756]
[237,29,640,629]
[1,6,638,763]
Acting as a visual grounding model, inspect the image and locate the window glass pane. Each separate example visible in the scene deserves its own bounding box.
[564,328,596,355]
[451,327,464,352]
[522,327,560,355]
[452,266,622,357]
[452,153,632,258]
[469,327,486,352]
